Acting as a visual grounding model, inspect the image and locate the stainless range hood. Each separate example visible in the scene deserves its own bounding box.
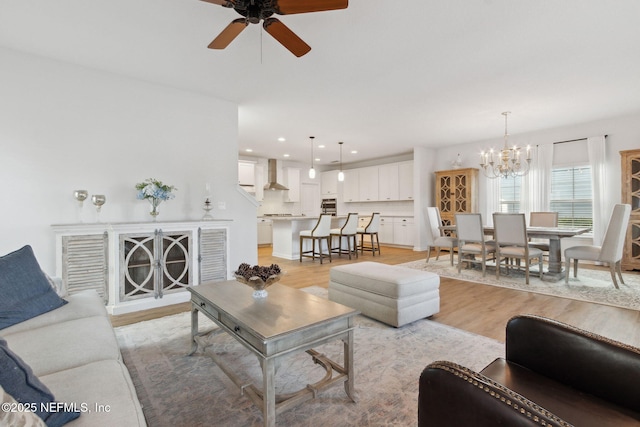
[264,159,289,191]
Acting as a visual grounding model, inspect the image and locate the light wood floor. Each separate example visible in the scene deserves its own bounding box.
[112,245,640,347]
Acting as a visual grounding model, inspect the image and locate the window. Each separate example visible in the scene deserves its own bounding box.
[550,165,592,228]
[499,175,521,213]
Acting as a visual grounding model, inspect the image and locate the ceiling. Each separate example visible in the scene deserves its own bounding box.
[2,1,640,167]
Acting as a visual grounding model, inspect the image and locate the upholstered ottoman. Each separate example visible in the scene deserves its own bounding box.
[329,262,440,327]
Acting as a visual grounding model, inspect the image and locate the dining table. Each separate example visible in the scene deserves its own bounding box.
[442,225,591,282]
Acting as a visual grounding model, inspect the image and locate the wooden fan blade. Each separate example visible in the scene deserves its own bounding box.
[200,0,234,6]
[274,0,348,15]
[208,18,248,49]
[263,18,311,57]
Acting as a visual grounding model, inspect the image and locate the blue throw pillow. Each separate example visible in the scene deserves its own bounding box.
[0,338,80,426]
[0,246,67,330]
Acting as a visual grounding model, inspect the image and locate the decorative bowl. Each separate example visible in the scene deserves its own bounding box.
[234,263,282,298]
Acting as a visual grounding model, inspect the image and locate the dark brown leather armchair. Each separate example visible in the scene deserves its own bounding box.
[419,315,640,426]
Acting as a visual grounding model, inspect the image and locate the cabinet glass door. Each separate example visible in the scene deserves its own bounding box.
[120,230,191,301]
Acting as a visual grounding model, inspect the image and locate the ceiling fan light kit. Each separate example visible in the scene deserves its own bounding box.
[202,0,349,57]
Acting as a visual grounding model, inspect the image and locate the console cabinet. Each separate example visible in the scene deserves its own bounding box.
[53,220,231,315]
[621,149,640,270]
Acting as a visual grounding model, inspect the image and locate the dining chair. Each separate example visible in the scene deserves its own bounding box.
[299,214,333,263]
[426,207,457,266]
[455,213,496,277]
[493,213,543,285]
[357,212,381,256]
[330,212,359,259]
[564,204,631,288]
[529,211,559,254]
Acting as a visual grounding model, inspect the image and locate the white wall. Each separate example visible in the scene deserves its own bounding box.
[0,47,257,274]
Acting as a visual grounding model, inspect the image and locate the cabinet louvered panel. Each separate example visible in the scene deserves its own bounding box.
[62,233,108,303]
[199,228,227,283]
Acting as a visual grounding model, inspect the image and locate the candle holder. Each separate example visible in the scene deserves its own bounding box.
[202,198,213,220]
[91,194,106,222]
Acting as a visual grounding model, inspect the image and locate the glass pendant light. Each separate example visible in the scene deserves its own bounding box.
[338,141,345,182]
[308,136,316,179]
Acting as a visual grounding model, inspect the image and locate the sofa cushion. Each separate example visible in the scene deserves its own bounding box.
[481,358,640,426]
[3,316,121,377]
[0,338,80,426]
[0,290,107,336]
[1,383,46,427]
[0,245,67,329]
[40,360,147,427]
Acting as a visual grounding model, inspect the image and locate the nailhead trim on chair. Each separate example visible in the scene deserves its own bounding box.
[427,361,572,427]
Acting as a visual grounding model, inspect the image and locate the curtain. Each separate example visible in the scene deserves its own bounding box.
[587,136,607,245]
[483,175,501,226]
[521,143,554,218]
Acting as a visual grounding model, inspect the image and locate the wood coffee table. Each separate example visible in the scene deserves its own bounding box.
[188,280,359,427]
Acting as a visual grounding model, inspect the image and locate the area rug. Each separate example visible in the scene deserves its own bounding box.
[400,258,640,311]
[114,287,504,427]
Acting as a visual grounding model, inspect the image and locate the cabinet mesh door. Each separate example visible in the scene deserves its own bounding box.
[62,233,108,303]
[199,228,227,283]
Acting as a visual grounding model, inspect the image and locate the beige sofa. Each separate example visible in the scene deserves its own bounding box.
[1,288,146,426]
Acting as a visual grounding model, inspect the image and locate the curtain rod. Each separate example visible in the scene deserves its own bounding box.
[553,135,608,145]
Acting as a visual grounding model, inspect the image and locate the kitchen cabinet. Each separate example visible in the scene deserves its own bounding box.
[358,167,379,202]
[343,169,359,202]
[321,170,339,196]
[398,161,414,200]
[378,164,399,201]
[378,217,394,244]
[342,161,413,203]
[238,161,255,187]
[283,167,300,202]
[257,218,273,245]
[393,217,415,246]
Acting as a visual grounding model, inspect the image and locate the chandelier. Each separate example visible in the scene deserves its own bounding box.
[480,111,532,179]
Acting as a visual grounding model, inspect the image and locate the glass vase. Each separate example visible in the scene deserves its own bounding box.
[149,198,162,220]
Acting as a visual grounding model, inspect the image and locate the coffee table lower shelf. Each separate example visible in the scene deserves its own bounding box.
[192,328,355,416]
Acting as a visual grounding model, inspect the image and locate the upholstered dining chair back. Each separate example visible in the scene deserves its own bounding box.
[493,213,528,246]
[564,204,631,287]
[529,212,559,228]
[425,207,443,246]
[341,213,359,235]
[364,212,380,233]
[455,213,484,243]
[312,214,332,237]
[599,204,631,263]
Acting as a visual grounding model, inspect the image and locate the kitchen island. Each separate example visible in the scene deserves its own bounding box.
[270,215,346,260]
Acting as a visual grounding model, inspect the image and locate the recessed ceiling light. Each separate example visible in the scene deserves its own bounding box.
[318,144,325,149]
[283,153,290,157]
[278,137,286,142]
[315,157,321,162]
[351,150,358,154]
[245,148,253,152]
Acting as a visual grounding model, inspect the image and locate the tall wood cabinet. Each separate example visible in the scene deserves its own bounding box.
[435,168,479,226]
[621,149,640,271]
[53,220,231,315]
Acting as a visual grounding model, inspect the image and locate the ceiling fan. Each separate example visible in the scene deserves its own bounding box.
[201,0,348,57]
